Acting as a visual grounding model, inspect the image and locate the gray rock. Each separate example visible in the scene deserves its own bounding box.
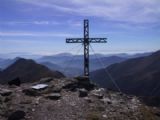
[79,88,88,97]
[53,87,62,93]
[102,98,112,104]
[39,77,53,83]
[94,93,103,99]
[45,93,61,100]
[8,110,25,120]
[0,89,12,96]
[31,84,48,90]
[91,89,104,99]
[23,88,40,96]
[84,97,92,103]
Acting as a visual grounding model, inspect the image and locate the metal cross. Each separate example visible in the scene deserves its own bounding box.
[66,19,107,78]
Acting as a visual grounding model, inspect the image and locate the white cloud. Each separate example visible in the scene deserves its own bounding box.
[1,20,83,28]
[0,31,76,37]
[1,21,60,25]
[17,0,160,24]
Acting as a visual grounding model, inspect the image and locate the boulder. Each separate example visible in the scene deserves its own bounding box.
[84,97,92,103]
[62,76,95,91]
[92,93,103,99]
[23,88,40,96]
[79,88,88,97]
[23,84,50,96]
[102,98,112,104]
[62,82,78,92]
[91,89,104,99]
[0,89,12,96]
[39,77,53,83]
[52,86,62,93]
[31,84,48,90]
[8,77,21,86]
[8,110,25,120]
[45,93,61,100]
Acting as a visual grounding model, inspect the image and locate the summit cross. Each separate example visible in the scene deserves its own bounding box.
[66,19,107,78]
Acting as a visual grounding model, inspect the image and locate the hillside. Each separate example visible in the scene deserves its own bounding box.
[0,58,64,84]
[0,77,159,120]
[91,50,160,96]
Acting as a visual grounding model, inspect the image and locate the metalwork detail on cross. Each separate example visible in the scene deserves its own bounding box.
[66,19,107,77]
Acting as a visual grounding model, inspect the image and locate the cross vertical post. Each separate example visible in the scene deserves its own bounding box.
[66,19,107,79]
[84,19,89,77]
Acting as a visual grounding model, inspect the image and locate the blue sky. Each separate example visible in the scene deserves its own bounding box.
[0,0,160,55]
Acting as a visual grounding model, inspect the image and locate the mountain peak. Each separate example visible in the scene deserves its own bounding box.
[0,58,64,84]
[13,58,35,65]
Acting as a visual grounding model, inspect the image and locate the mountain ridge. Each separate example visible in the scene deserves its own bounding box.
[91,50,160,96]
[0,58,64,84]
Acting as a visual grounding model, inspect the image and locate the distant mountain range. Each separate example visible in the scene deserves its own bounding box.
[0,52,153,77]
[37,55,127,76]
[112,52,152,58]
[91,50,160,96]
[0,58,64,84]
[36,52,153,77]
[40,62,83,77]
[0,52,42,59]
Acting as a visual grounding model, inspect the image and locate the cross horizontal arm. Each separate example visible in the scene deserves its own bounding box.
[66,38,107,43]
[66,38,84,43]
[89,38,107,43]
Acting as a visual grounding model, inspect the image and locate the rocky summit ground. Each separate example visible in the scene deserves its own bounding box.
[0,77,160,120]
